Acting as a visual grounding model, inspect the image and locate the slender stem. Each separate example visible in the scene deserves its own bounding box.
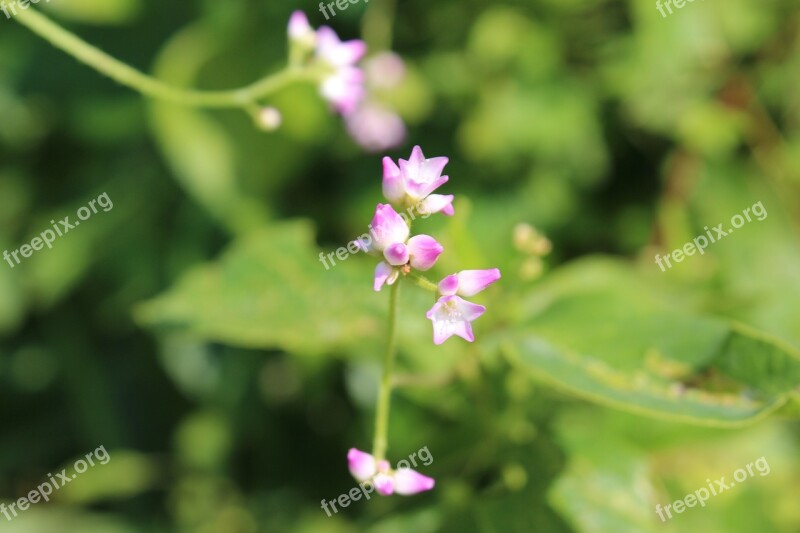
[13,8,316,108]
[363,0,397,52]
[372,280,400,463]
[408,272,438,292]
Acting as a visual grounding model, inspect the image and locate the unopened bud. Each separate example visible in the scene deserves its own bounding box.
[256,107,282,131]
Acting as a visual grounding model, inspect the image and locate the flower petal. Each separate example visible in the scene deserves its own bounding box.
[382,156,405,203]
[456,269,501,297]
[373,473,395,496]
[417,194,454,217]
[453,296,486,322]
[320,67,365,115]
[407,235,443,271]
[347,448,376,481]
[426,296,485,345]
[384,243,409,266]
[438,274,459,296]
[393,469,435,495]
[399,146,450,199]
[288,11,314,43]
[315,27,366,67]
[369,204,410,251]
[374,261,393,292]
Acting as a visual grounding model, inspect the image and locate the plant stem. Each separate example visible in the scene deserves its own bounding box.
[14,8,315,108]
[372,280,400,463]
[408,272,438,292]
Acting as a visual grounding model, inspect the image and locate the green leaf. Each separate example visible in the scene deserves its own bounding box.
[135,221,383,357]
[504,257,800,427]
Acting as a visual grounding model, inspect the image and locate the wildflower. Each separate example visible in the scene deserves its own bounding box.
[315,27,367,115]
[383,146,454,216]
[345,102,406,152]
[286,11,366,116]
[426,269,501,344]
[359,204,443,291]
[287,11,316,48]
[345,53,408,152]
[348,448,435,496]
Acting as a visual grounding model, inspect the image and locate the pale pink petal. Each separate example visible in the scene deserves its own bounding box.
[407,235,443,271]
[288,11,314,43]
[320,67,365,115]
[374,261,393,292]
[364,52,407,89]
[374,473,395,496]
[438,274,459,296]
[453,297,486,321]
[370,204,410,251]
[417,194,454,217]
[316,27,366,67]
[398,146,450,199]
[382,157,405,202]
[355,235,375,254]
[426,296,485,344]
[456,269,501,297]
[346,106,406,153]
[393,469,435,495]
[384,243,409,266]
[348,448,376,481]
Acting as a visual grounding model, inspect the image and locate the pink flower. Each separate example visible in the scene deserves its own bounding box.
[426,269,501,344]
[383,146,454,216]
[288,11,315,46]
[347,448,435,496]
[345,52,408,151]
[438,269,501,297]
[287,12,366,116]
[315,27,367,115]
[344,103,406,152]
[359,204,444,291]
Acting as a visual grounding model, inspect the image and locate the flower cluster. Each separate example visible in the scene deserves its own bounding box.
[287,12,406,151]
[348,449,434,496]
[347,146,500,494]
[359,145,501,344]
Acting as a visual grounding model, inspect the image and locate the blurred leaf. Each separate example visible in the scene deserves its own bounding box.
[135,221,382,356]
[505,258,800,426]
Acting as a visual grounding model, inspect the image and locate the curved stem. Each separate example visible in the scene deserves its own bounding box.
[372,280,400,463]
[408,272,438,292]
[13,8,315,108]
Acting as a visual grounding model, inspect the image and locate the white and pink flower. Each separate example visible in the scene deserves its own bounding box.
[287,11,367,116]
[348,448,435,496]
[383,146,454,216]
[359,204,444,291]
[426,269,501,344]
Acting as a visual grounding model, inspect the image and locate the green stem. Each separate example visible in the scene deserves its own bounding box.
[13,8,315,108]
[372,280,400,463]
[408,272,438,292]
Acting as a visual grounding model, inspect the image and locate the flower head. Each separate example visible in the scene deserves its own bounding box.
[288,11,315,47]
[345,103,407,152]
[359,204,444,291]
[426,269,501,344]
[286,12,366,116]
[347,448,435,496]
[315,27,367,115]
[383,146,454,216]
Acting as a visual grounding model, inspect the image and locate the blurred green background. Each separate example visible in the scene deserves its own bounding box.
[2,0,800,531]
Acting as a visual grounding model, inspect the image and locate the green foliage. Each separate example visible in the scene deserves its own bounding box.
[2,0,800,531]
